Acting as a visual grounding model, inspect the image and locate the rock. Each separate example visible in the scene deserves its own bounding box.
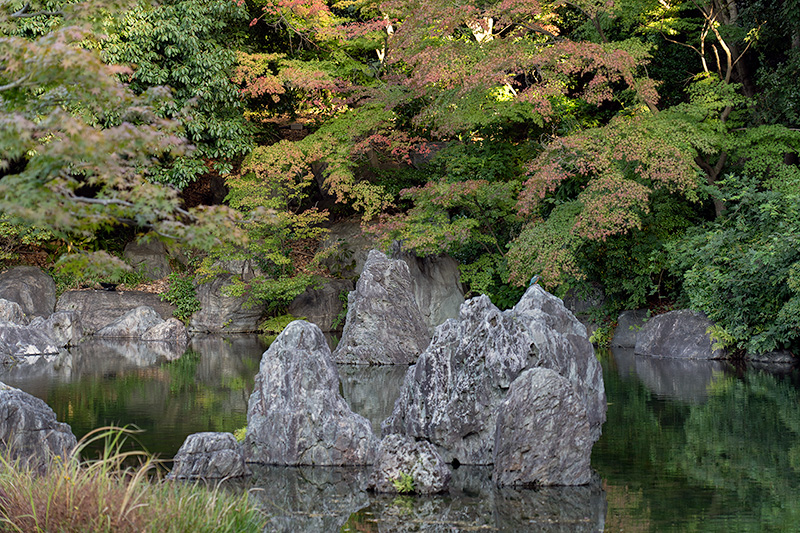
[212,258,264,282]
[382,285,605,465]
[635,309,724,359]
[562,283,606,316]
[493,368,593,486]
[368,434,450,494]
[95,306,164,338]
[169,432,250,480]
[319,217,378,278]
[0,381,77,471]
[748,350,795,364]
[391,244,465,332]
[244,320,377,465]
[29,311,83,347]
[189,273,265,333]
[332,250,430,365]
[0,298,28,325]
[142,317,189,347]
[56,290,176,334]
[0,266,56,318]
[123,237,171,279]
[612,309,649,348]
[0,325,60,361]
[288,278,354,332]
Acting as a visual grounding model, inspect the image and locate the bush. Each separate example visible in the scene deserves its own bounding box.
[161,273,202,321]
[668,175,800,354]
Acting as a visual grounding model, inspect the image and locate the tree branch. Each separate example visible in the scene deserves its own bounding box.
[10,2,63,18]
[0,73,31,92]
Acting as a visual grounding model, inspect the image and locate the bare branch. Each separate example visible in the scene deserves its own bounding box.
[10,2,63,18]
[0,73,31,92]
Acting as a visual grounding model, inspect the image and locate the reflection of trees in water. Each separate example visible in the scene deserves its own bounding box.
[596,355,800,530]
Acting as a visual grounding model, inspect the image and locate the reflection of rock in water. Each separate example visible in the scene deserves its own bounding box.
[189,334,267,385]
[337,364,408,433]
[346,466,607,532]
[241,465,370,532]
[613,347,730,403]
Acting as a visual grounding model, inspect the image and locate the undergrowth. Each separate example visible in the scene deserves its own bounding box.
[0,427,265,533]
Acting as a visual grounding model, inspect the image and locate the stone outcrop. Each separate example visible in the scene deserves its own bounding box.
[382,285,605,468]
[0,325,60,361]
[635,309,724,359]
[245,320,377,465]
[57,290,176,334]
[0,381,77,471]
[189,273,265,333]
[123,237,171,279]
[0,266,56,318]
[332,250,430,365]
[95,306,164,338]
[493,368,592,486]
[368,434,450,494]
[169,432,250,480]
[29,311,83,347]
[141,317,189,346]
[391,244,465,332]
[612,309,649,348]
[288,278,354,332]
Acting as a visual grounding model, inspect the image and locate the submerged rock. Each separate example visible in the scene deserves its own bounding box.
[635,309,724,359]
[0,381,76,471]
[368,434,450,494]
[382,285,605,468]
[169,432,250,480]
[493,368,592,486]
[245,320,377,465]
[332,250,430,365]
[0,266,56,318]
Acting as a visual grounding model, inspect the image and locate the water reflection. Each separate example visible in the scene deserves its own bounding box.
[612,347,729,403]
[0,335,267,458]
[338,364,408,434]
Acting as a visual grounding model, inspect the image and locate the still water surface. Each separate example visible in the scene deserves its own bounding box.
[1,337,799,531]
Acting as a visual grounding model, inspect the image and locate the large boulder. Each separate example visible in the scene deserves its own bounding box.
[56,290,176,334]
[635,309,724,359]
[169,432,250,480]
[382,285,605,465]
[493,368,593,486]
[189,273,265,333]
[368,434,450,494]
[141,317,189,346]
[0,325,61,361]
[29,311,83,347]
[0,382,77,471]
[288,278,354,332]
[391,245,465,332]
[332,250,430,365]
[123,237,171,280]
[95,306,164,338]
[244,320,377,465]
[0,266,56,318]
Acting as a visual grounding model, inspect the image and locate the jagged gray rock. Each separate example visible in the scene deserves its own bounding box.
[368,434,450,494]
[0,381,77,471]
[332,250,430,365]
[0,266,56,318]
[29,311,83,347]
[142,317,188,346]
[123,237,171,279]
[288,278,354,332]
[95,306,163,338]
[0,325,60,361]
[189,273,265,333]
[169,432,250,480]
[391,244,465,332]
[56,290,175,334]
[0,298,27,324]
[493,368,592,486]
[245,320,377,465]
[635,309,725,359]
[382,285,606,466]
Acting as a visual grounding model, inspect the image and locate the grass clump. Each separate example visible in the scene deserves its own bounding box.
[0,427,265,533]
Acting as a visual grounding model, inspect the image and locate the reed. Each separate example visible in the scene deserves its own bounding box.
[0,427,265,533]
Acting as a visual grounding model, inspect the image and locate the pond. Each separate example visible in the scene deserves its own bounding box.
[2,338,799,531]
